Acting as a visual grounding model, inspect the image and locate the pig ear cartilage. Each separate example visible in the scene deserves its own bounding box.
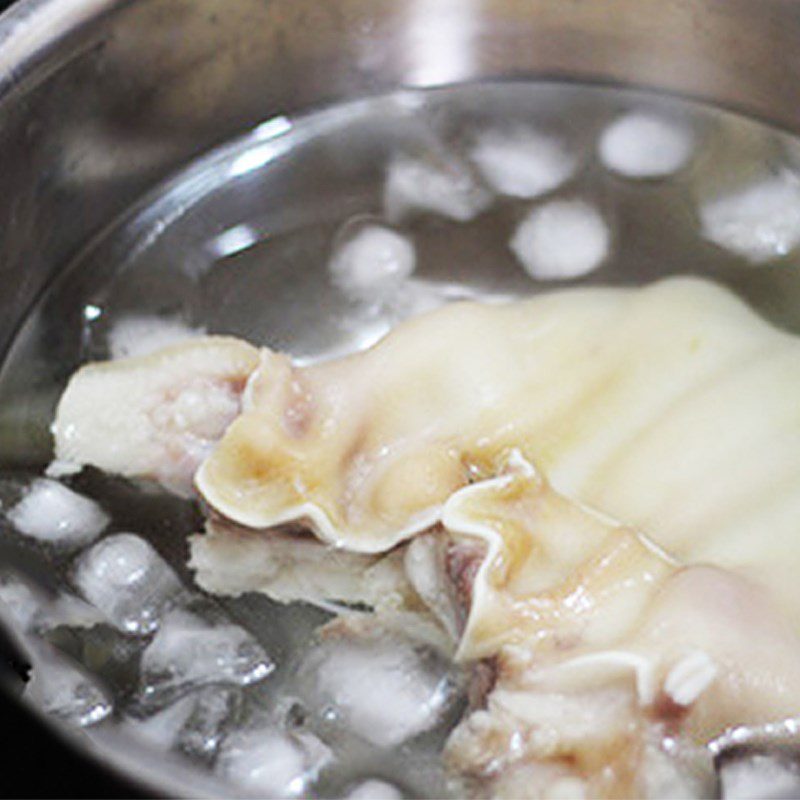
[195,276,800,626]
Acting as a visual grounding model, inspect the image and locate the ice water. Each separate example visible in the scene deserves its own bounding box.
[2,81,800,797]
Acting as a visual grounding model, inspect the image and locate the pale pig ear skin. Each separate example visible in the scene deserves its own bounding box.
[197,277,800,635]
[52,336,260,495]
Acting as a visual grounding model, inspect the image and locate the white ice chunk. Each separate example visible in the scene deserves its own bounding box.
[129,691,195,749]
[178,686,242,759]
[311,637,455,747]
[217,726,331,797]
[108,316,205,360]
[48,593,105,629]
[664,650,718,706]
[44,459,82,479]
[470,127,576,198]
[7,478,109,547]
[510,199,610,280]
[599,111,694,178]
[384,153,492,222]
[720,754,800,800]
[130,685,241,759]
[329,226,416,300]
[26,641,112,727]
[0,572,102,633]
[346,779,404,799]
[141,609,273,698]
[0,573,42,631]
[700,172,800,263]
[642,738,714,800]
[73,533,184,635]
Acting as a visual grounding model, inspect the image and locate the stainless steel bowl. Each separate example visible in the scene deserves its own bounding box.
[4,0,800,359]
[2,0,800,795]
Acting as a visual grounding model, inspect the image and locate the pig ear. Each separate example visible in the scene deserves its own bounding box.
[52,336,260,495]
[196,276,800,608]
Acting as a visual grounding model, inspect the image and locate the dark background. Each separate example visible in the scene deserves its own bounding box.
[0,625,149,797]
[0,1,149,796]
[1,679,150,798]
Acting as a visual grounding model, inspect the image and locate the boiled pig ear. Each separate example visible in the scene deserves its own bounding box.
[192,285,629,551]
[52,336,260,495]
[194,277,800,634]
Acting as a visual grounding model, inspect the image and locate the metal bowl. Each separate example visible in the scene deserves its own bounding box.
[2,1,800,796]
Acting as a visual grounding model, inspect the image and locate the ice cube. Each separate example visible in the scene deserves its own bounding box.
[642,738,715,799]
[384,153,492,222]
[510,199,610,280]
[699,172,800,263]
[44,459,82,479]
[26,640,112,727]
[7,478,109,547]
[73,533,185,635]
[129,685,242,760]
[308,635,458,747]
[719,753,800,799]
[599,111,694,178]
[0,573,43,632]
[217,726,331,797]
[129,691,195,750]
[345,779,404,799]
[329,225,416,300]
[108,315,205,360]
[470,127,576,198]
[179,686,242,759]
[141,609,273,699]
[49,592,107,630]
[0,571,103,633]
